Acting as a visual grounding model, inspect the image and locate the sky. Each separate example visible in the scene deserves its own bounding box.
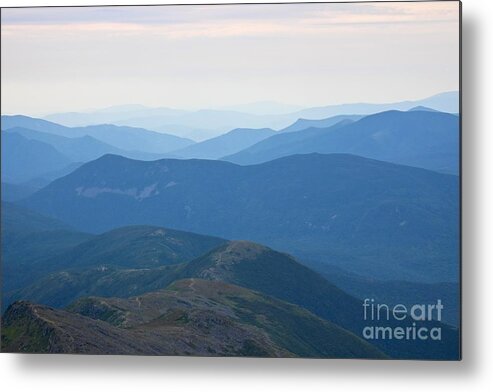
[1,1,460,115]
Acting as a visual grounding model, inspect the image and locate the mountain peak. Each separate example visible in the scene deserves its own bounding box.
[3,300,38,317]
[408,105,439,112]
[95,153,131,162]
[211,240,271,265]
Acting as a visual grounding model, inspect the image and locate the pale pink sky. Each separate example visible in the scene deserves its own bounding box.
[1,2,460,115]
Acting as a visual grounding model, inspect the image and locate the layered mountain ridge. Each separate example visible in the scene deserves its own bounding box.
[22,152,459,283]
[1,93,461,359]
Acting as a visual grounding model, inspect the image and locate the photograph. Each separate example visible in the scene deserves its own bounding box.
[1,1,461,360]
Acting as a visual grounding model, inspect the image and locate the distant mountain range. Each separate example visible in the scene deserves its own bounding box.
[224,110,459,174]
[293,91,459,121]
[1,99,459,186]
[38,91,458,139]
[1,115,194,184]
[278,114,363,133]
[1,115,194,153]
[4,127,128,162]
[214,101,305,115]
[171,128,275,159]
[1,132,73,184]
[22,153,459,283]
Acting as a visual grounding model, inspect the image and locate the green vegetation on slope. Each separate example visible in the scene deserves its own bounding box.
[3,279,386,358]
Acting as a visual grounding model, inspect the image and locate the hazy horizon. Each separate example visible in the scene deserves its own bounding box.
[0,89,458,117]
[1,2,460,116]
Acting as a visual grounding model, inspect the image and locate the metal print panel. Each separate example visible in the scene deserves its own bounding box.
[0,1,461,360]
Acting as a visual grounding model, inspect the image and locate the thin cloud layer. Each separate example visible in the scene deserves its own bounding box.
[2,3,458,38]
